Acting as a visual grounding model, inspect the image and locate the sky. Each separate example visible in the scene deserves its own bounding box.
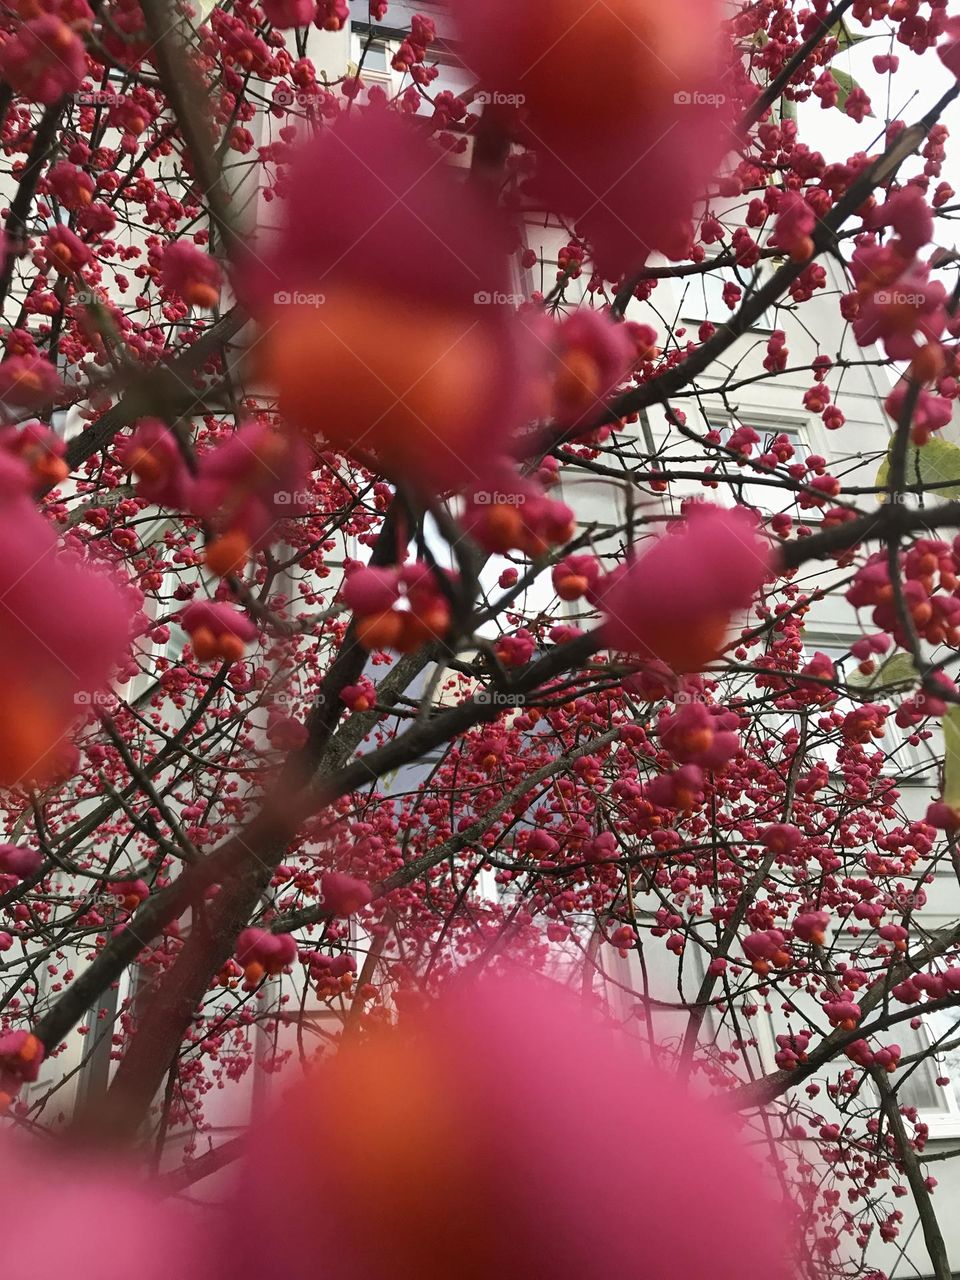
[800,17,960,243]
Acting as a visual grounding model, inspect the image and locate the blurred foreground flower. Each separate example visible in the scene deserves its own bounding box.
[598,504,771,673]
[454,0,729,276]
[0,454,133,786]
[254,112,532,494]
[0,1141,208,1280]
[220,975,789,1280]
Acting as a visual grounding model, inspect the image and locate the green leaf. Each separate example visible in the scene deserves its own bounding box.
[779,96,798,123]
[943,707,960,809]
[847,651,917,691]
[875,437,960,502]
[829,68,864,113]
[827,18,867,52]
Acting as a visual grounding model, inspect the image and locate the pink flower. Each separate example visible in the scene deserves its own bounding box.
[551,554,601,602]
[46,161,95,209]
[189,422,312,575]
[597,505,771,673]
[107,93,154,135]
[107,878,149,910]
[744,929,791,969]
[462,460,575,557]
[0,1032,44,1105]
[221,975,788,1280]
[262,0,313,24]
[645,763,705,810]
[844,86,872,123]
[926,801,960,832]
[340,679,377,712]
[252,111,534,494]
[117,419,193,508]
[852,267,948,361]
[236,927,298,987]
[812,70,840,108]
[824,997,861,1029]
[42,224,93,275]
[160,241,222,309]
[0,845,43,879]
[0,466,133,785]
[770,192,816,262]
[884,383,953,445]
[659,702,740,770]
[266,710,308,751]
[869,186,934,255]
[803,384,830,413]
[320,870,373,917]
[494,628,536,667]
[551,310,635,426]
[180,601,258,663]
[346,562,455,654]
[0,421,68,489]
[937,16,960,78]
[0,354,60,410]
[794,911,831,945]
[454,0,727,274]
[0,15,86,104]
[341,565,401,616]
[760,823,803,854]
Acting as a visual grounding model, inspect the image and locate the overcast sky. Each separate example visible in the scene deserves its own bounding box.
[801,19,960,247]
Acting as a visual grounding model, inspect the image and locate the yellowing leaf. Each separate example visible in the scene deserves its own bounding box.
[943,707,960,810]
[875,437,960,502]
[847,652,917,691]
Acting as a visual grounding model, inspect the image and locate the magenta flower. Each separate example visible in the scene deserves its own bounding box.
[117,419,193,508]
[250,111,535,494]
[180,601,258,663]
[0,15,87,104]
[220,975,789,1280]
[321,870,373,917]
[160,241,222,308]
[0,458,133,785]
[0,354,60,411]
[597,504,772,673]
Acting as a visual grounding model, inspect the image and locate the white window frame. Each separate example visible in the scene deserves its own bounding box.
[701,407,823,518]
[680,248,777,332]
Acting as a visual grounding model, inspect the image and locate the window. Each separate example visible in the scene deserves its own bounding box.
[706,413,811,515]
[681,253,776,331]
[359,39,389,72]
[799,639,925,780]
[896,1007,960,1137]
